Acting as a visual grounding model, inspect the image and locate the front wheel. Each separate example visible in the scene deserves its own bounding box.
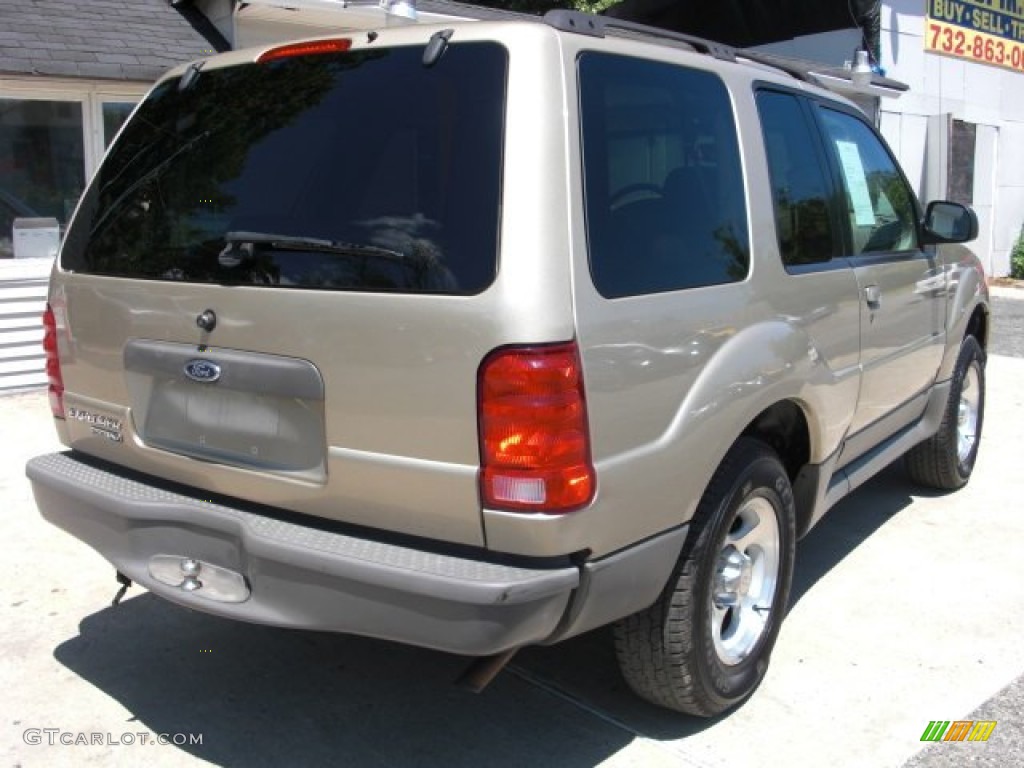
[905,335,985,490]
[613,438,796,716]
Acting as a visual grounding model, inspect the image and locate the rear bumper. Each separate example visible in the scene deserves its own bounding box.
[26,452,580,656]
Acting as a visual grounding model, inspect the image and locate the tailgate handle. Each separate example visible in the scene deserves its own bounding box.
[196,308,217,332]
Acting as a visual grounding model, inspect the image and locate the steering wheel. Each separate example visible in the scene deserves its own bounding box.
[610,183,663,209]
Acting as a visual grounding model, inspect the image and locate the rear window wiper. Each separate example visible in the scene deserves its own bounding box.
[218,231,403,267]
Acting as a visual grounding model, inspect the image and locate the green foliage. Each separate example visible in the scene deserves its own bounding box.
[1012,226,1024,280]
[572,0,623,12]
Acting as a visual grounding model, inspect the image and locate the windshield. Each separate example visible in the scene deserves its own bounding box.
[61,43,507,295]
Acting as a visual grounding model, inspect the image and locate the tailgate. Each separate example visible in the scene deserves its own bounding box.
[49,36,523,546]
[54,278,498,545]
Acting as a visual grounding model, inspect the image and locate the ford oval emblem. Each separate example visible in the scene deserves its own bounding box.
[184,359,222,383]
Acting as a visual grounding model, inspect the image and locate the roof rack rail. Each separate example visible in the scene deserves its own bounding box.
[540,9,908,99]
[736,50,819,84]
[542,9,736,62]
[738,49,910,97]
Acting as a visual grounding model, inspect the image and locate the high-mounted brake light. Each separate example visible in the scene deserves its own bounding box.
[478,342,595,513]
[257,39,353,63]
[42,304,65,419]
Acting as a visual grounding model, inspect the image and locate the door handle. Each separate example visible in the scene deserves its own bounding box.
[864,284,881,309]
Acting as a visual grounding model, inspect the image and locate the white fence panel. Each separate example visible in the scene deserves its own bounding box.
[0,259,52,392]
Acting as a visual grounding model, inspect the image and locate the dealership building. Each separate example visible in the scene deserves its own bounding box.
[1,0,1021,389]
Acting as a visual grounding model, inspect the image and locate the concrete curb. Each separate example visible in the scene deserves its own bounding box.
[989,284,1024,300]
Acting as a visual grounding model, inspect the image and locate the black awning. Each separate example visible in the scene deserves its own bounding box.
[605,0,881,54]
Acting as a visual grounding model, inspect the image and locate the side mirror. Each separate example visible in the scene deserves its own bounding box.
[921,201,978,245]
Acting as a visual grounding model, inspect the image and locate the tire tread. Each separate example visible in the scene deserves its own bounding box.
[613,438,789,716]
[905,336,985,491]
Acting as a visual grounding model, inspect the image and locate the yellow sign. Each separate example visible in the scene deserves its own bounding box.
[926,0,1024,72]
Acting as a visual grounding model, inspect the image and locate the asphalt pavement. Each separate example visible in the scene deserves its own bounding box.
[989,291,1024,359]
[2,291,1022,767]
[904,284,1024,768]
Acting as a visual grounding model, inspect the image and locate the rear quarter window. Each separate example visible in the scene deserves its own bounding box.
[578,52,750,298]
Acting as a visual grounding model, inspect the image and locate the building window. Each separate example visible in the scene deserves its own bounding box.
[0,98,85,258]
[949,119,976,206]
[102,101,136,147]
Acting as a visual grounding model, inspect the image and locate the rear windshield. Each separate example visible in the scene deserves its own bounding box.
[61,43,507,295]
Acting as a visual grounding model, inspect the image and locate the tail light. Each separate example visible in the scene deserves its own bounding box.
[42,304,65,419]
[257,39,352,63]
[478,342,595,513]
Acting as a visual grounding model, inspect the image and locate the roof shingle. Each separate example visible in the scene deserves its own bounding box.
[0,0,229,82]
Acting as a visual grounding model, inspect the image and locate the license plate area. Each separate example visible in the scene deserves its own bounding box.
[125,340,325,481]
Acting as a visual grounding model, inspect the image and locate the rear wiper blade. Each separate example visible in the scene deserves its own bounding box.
[220,231,403,264]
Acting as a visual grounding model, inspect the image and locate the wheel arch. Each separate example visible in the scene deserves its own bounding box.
[965,303,988,350]
[937,300,989,381]
[739,400,815,538]
[937,247,989,380]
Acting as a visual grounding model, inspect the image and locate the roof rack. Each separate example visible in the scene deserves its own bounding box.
[543,10,736,62]
[739,50,909,96]
[736,50,819,84]
[541,9,908,99]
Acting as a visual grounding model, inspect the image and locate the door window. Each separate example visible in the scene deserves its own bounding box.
[756,91,838,267]
[818,108,918,255]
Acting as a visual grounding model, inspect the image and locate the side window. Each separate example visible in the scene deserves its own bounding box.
[579,53,749,298]
[756,90,837,267]
[818,108,919,254]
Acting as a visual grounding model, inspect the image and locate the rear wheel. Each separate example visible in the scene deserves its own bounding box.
[613,438,796,716]
[906,335,985,490]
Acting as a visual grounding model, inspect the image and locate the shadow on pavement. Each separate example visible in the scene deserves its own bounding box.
[54,596,633,768]
[789,461,941,606]
[510,462,939,739]
[514,629,728,741]
[53,462,937,763]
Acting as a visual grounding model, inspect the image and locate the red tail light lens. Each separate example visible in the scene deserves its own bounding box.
[257,39,352,63]
[42,304,65,419]
[478,342,595,513]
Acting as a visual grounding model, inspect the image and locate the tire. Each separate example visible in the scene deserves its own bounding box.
[613,438,796,716]
[905,335,985,490]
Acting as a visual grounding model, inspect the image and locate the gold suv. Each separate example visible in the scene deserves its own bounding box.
[28,11,987,716]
